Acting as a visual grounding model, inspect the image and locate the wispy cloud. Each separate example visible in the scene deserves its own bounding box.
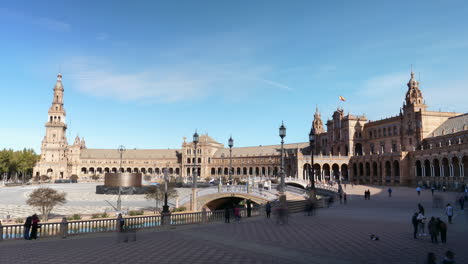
[0,8,70,32]
[62,57,291,102]
[96,33,109,41]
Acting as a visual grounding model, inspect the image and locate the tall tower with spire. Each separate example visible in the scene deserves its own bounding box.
[401,71,426,151]
[310,106,325,155]
[34,74,69,179]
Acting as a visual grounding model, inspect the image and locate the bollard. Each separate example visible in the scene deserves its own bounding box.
[116,214,122,232]
[60,217,68,239]
[0,220,3,241]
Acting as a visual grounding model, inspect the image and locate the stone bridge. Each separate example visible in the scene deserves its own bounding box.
[179,186,278,211]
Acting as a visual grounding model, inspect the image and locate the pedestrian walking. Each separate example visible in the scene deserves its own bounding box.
[265,202,271,219]
[442,186,446,192]
[23,215,32,240]
[445,204,453,224]
[431,186,435,195]
[339,192,343,204]
[437,218,447,244]
[30,214,40,240]
[428,217,438,244]
[364,190,367,200]
[246,200,252,217]
[388,187,392,197]
[416,186,421,196]
[458,196,465,210]
[367,189,371,200]
[224,207,231,223]
[425,252,436,264]
[441,250,455,264]
[417,212,427,236]
[344,193,347,204]
[234,206,241,222]
[411,212,418,239]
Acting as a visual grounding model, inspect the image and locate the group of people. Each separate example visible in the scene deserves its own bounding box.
[411,203,448,244]
[364,189,371,200]
[23,214,40,240]
[224,205,245,223]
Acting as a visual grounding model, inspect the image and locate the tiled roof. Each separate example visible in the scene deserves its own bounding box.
[429,113,468,137]
[80,149,180,159]
[213,142,309,157]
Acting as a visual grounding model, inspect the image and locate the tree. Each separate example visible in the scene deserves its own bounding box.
[91,174,100,181]
[145,183,178,213]
[26,187,67,221]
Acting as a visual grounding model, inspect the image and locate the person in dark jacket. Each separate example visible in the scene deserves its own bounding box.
[437,218,447,244]
[246,200,252,217]
[265,202,271,218]
[411,212,419,239]
[23,215,32,240]
[30,214,40,240]
[428,217,438,244]
[224,207,231,223]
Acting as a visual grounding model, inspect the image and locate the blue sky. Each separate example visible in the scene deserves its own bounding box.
[1,0,467,152]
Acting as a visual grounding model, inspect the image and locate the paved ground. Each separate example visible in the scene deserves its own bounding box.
[0,185,466,264]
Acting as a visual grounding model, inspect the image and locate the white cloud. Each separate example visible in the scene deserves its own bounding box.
[62,57,291,102]
[0,8,70,32]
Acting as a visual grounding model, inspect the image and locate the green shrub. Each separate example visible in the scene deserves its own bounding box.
[68,213,82,220]
[172,207,186,212]
[101,212,109,218]
[15,218,24,223]
[91,213,100,219]
[128,210,144,216]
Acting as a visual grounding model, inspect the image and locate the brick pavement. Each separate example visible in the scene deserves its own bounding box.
[0,186,466,264]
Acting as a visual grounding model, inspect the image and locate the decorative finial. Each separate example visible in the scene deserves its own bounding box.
[57,73,62,81]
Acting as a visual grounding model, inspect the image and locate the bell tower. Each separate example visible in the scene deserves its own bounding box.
[401,71,425,151]
[311,106,325,135]
[35,74,69,179]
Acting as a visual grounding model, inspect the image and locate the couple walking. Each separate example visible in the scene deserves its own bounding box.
[23,214,40,240]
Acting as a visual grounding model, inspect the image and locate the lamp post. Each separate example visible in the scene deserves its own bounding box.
[309,131,316,200]
[117,145,126,212]
[279,122,286,197]
[228,136,234,184]
[191,131,199,211]
[162,163,170,213]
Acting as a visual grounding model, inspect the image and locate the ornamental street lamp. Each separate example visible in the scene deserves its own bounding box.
[228,136,234,184]
[309,131,316,199]
[279,121,286,195]
[191,131,199,211]
[117,145,126,211]
[162,163,170,213]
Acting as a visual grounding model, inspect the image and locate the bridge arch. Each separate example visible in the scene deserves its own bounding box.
[198,193,270,211]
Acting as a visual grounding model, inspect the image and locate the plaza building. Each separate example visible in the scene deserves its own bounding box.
[34,73,468,188]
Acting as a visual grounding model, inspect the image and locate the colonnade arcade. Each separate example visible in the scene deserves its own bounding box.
[80,167,180,178]
[209,166,280,177]
[349,158,401,185]
[414,155,467,187]
[302,163,349,183]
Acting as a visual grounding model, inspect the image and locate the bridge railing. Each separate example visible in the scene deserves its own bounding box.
[0,207,263,241]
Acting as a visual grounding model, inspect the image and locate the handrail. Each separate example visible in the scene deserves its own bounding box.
[0,207,262,241]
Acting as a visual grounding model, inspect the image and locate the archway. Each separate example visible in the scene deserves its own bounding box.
[81,167,87,174]
[424,160,431,177]
[365,162,370,183]
[442,158,449,177]
[204,197,261,211]
[463,156,468,177]
[415,160,422,177]
[393,160,400,183]
[332,164,340,181]
[452,157,460,177]
[47,168,53,176]
[303,163,311,181]
[385,161,391,183]
[358,163,364,177]
[313,164,321,181]
[354,143,363,156]
[322,164,330,181]
[211,168,216,175]
[433,159,440,177]
[341,164,348,181]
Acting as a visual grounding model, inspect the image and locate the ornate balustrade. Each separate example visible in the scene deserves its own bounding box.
[0,207,261,242]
